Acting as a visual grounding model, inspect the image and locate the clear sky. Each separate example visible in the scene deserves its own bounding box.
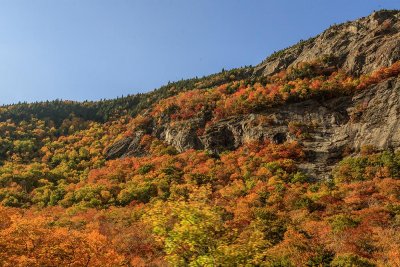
[0,0,399,104]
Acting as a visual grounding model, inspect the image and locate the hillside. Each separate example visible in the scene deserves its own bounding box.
[1,9,400,266]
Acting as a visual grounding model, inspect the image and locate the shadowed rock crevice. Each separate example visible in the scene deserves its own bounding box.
[201,125,236,154]
[272,133,287,144]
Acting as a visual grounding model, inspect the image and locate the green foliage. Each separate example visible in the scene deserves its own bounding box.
[117,182,157,205]
[333,150,400,184]
[330,254,375,267]
[31,182,66,207]
[307,250,334,267]
[146,200,224,266]
[291,171,309,183]
[138,163,154,175]
[255,209,287,245]
[267,257,295,267]
[329,214,360,233]
[0,189,30,207]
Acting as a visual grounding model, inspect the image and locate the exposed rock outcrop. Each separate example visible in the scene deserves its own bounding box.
[160,119,205,152]
[106,10,400,179]
[338,77,400,151]
[254,10,400,77]
[105,137,132,159]
[105,130,149,159]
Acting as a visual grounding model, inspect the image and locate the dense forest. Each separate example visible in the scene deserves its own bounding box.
[0,66,253,125]
[1,8,400,266]
[0,48,399,266]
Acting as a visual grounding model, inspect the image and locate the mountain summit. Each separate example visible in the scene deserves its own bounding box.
[255,9,400,76]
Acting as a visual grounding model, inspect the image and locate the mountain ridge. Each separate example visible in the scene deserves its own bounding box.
[255,9,400,76]
[3,9,398,126]
[105,9,400,180]
[1,9,400,266]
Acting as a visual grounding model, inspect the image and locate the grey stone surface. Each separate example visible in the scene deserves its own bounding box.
[106,10,400,179]
[254,10,400,77]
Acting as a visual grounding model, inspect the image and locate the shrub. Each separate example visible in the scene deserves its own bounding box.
[330,254,375,267]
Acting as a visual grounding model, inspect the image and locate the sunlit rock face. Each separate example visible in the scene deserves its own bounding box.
[106,10,400,179]
[254,10,400,77]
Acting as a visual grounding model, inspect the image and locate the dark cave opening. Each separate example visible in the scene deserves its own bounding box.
[272,132,287,144]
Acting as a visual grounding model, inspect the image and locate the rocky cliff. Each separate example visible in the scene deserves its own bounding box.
[106,10,400,179]
[254,9,400,77]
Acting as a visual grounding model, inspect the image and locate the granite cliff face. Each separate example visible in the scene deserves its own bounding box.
[254,9,400,77]
[106,10,400,179]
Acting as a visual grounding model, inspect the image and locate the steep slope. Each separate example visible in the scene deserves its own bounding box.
[254,9,400,76]
[2,10,400,266]
[107,10,400,179]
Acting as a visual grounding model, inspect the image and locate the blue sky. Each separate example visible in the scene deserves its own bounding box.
[0,0,399,104]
